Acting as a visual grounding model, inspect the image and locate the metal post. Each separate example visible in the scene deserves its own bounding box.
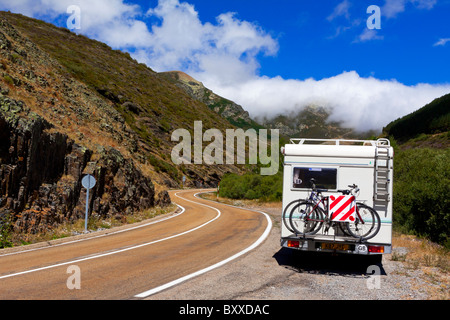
[85,183,89,233]
[82,175,96,234]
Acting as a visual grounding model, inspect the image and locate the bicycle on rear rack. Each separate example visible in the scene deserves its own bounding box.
[282,178,321,234]
[284,178,345,236]
[288,180,381,241]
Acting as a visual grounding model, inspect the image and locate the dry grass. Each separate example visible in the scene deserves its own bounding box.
[9,203,178,247]
[390,232,449,299]
[392,232,449,271]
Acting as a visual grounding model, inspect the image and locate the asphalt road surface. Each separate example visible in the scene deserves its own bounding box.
[0,189,271,300]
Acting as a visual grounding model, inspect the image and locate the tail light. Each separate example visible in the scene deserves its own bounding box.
[368,245,384,253]
[287,240,300,248]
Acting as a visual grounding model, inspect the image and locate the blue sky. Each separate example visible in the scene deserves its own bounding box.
[1,0,449,131]
[148,0,450,85]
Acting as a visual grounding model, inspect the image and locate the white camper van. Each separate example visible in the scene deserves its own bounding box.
[280,138,393,259]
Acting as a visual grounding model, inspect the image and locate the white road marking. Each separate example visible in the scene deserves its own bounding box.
[0,190,273,301]
[0,195,186,257]
[0,191,219,280]
[134,192,273,298]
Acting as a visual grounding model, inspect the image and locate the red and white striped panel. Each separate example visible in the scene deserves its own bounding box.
[328,195,356,222]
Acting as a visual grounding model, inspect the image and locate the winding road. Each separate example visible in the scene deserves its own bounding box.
[0,189,271,300]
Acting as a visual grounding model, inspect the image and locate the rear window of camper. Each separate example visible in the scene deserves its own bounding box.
[292,167,337,190]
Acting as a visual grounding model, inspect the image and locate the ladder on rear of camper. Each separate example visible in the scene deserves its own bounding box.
[374,139,392,203]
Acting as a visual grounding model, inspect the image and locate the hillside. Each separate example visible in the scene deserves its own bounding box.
[160,71,264,130]
[383,92,450,147]
[0,11,248,185]
[0,12,247,235]
[382,94,450,247]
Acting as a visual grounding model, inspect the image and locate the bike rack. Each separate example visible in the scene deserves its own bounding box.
[293,232,369,243]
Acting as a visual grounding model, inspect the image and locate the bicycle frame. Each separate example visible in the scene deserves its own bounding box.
[304,193,365,225]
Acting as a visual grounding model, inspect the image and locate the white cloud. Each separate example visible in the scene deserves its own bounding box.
[412,0,437,10]
[0,0,150,48]
[200,71,450,132]
[1,0,448,133]
[327,0,352,21]
[139,1,278,76]
[433,38,450,47]
[329,0,437,42]
[355,29,384,42]
[382,0,437,18]
[382,0,408,18]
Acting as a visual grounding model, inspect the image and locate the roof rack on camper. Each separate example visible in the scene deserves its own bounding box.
[289,138,390,147]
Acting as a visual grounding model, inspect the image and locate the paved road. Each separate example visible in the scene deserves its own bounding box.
[0,189,271,300]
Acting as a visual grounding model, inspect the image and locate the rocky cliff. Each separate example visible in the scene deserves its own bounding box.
[0,87,158,234]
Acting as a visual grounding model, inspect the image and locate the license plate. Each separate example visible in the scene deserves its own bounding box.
[321,243,350,251]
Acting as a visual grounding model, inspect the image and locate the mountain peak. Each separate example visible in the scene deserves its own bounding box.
[160,70,262,130]
[166,71,203,85]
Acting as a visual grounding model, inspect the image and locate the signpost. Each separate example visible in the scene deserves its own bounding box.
[81,174,96,233]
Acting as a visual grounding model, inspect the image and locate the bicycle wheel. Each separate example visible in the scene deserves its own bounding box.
[337,222,351,236]
[282,199,303,233]
[289,201,324,236]
[345,203,381,240]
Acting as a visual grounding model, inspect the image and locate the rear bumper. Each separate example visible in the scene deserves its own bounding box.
[281,237,391,255]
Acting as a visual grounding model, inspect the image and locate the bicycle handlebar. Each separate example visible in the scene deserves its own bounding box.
[310,178,360,195]
[338,184,360,195]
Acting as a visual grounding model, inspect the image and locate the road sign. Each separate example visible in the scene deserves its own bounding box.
[82,174,96,233]
[82,174,96,190]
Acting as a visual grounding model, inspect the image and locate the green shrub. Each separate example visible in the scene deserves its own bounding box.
[148,154,180,181]
[3,74,14,86]
[393,147,450,248]
[219,172,283,202]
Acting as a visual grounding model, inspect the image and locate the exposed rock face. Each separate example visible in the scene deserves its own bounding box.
[155,190,171,208]
[0,96,155,234]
